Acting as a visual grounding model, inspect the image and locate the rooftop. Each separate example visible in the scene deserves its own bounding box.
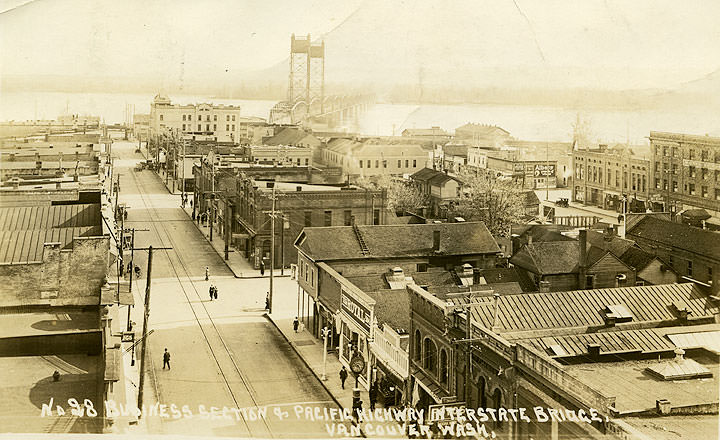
[627,216,720,260]
[510,241,581,274]
[0,308,100,339]
[263,127,317,146]
[296,222,500,262]
[410,168,461,185]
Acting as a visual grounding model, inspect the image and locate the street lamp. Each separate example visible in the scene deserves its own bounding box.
[321,327,331,381]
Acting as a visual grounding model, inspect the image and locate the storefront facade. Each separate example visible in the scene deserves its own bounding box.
[338,285,375,390]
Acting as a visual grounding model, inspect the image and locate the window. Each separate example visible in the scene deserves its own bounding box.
[226,115,230,121]
[367,160,371,168]
[232,115,236,121]
[159,114,164,121]
[226,124,229,131]
[615,170,620,187]
[206,124,210,131]
[213,124,217,131]
[304,211,312,227]
[599,168,602,184]
[689,183,696,195]
[688,260,693,277]
[689,149,695,160]
[423,338,437,373]
[213,115,217,121]
[672,181,678,192]
[311,269,314,287]
[231,125,235,131]
[689,166,696,177]
[398,159,402,168]
[702,186,708,198]
[414,330,422,361]
[198,124,201,131]
[383,160,387,168]
[188,115,192,121]
[205,115,210,122]
[417,263,428,272]
[623,172,627,189]
[373,209,380,225]
[375,160,379,168]
[344,210,352,226]
[182,115,186,121]
[182,124,186,130]
[440,349,448,385]
[324,210,332,226]
[702,168,708,179]
[305,158,309,165]
[413,159,417,167]
[359,160,363,168]
[585,275,595,289]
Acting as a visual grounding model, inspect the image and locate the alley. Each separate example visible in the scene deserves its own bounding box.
[113,140,345,438]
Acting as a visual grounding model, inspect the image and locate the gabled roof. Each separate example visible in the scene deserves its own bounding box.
[410,168,460,186]
[296,222,500,262]
[263,127,318,146]
[618,246,659,271]
[586,229,635,257]
[479,267,537,292]
[510,241,580,275]
[627,216,720,260]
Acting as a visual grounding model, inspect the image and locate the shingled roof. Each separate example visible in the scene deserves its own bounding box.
[510,241,581,275]
[295,222,500,262]
[627,216,720,260]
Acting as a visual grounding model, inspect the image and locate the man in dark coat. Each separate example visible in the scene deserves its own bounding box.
[163,348,171,369]
[339,366,348,389]
[369,382,378,411]
[260,260,265,276]
[293,317,299,332]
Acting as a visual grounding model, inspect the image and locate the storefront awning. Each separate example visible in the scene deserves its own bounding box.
[414,370,449,403]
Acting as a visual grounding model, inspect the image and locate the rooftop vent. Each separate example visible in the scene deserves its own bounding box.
[645,348,713,381]
[587,343,601,356]
[604,304,633,325]
[671,301,692,321]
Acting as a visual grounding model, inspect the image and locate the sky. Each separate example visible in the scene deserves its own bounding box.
[1,0,719,90]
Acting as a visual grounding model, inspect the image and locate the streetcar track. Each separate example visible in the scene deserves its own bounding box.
[128,168,274,437]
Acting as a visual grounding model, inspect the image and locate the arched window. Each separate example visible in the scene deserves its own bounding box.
[423,338,437,374]
[440,349,448,385]
[414,330,422,361]
[477,376,487,408]
[493,388,503,430]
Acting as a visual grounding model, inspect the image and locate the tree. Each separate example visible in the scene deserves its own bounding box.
[450,171,524,237]
[354,175,429,214]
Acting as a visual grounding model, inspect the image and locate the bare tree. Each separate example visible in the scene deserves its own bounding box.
[355,175,429,214]
[451,171,524,236]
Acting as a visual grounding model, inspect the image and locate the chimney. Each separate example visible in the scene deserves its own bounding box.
[539,280,551,292]
[473,268,481,284]
[604,314,617,327]
[656,399,672,415]
[587,343,601,356]
[673,348,685,363]
[579,229,588,289]
[432,230,441,252]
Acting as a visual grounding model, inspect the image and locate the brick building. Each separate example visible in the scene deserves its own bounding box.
[626,215,719,292]
[649,131,720,222]
[149,94,243,142]
[572,144,651,212]
[408,281,720,439]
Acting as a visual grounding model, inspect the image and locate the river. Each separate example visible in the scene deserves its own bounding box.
[1,91,718,145]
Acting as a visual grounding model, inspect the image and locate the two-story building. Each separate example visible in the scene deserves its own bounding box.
[408,281,720,439]
[410,168,462,218]
[321,140,430,178]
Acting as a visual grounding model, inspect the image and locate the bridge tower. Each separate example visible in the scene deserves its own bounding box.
[288,34,325,114]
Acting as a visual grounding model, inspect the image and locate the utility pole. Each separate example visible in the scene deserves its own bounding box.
[280,214,286,276]
[126,228,149,294]
[546,142,550,202]
[269,183,276,314]
[210,155,215,242]
[136,245,172,416]
[447,288,495,404]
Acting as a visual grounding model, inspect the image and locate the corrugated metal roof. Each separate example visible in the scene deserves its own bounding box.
[523,328,676,357]
[0,227,97,263]
[461,283,717,333]
[668,331,720,354]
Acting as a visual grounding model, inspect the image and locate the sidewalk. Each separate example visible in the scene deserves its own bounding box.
[265,293,381,434]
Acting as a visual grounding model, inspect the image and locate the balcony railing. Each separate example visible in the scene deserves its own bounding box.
[371,330,409,378]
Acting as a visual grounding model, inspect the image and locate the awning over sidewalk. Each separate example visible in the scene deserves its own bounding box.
[235,216,257,237]
[101,286,134,306]
[414,370,449,403]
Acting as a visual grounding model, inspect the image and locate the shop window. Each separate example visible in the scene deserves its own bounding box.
[417,263,428,272]
[324,210,332,226]
[423,338,437,374]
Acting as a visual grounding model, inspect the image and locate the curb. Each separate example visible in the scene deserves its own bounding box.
[262,313,366,438]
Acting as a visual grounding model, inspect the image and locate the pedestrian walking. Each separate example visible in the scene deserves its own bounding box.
[163,348,171,370]
[209,285,214,301]
[205,266,209,281]
[293,317,299,332]
[124,209,128,221]
[213,285,218,300]
[369,382,378,411]
[339,366,348,389]
[265,292,270,311]
[134,265,141,278]
[127,261,132,276]
[260,260,265,276]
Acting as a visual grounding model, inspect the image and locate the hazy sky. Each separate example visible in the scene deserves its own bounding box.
[1,0,719,90]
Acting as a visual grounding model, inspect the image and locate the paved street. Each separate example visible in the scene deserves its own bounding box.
[113,140,346,438]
